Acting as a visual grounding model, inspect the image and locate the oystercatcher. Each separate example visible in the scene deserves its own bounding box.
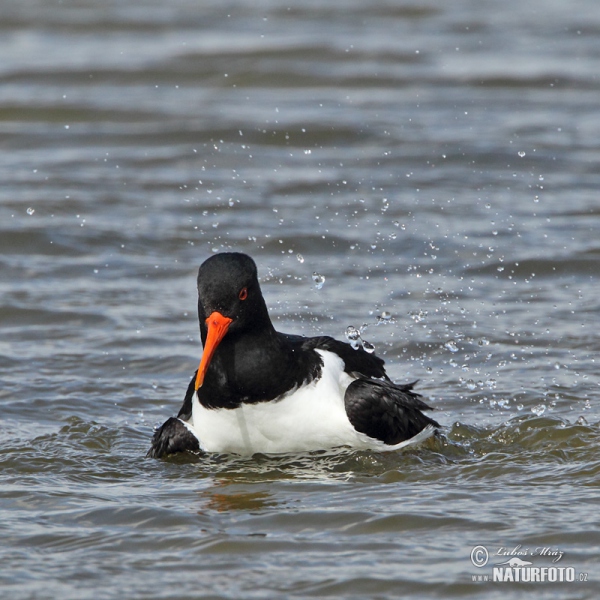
[148,252,439,457]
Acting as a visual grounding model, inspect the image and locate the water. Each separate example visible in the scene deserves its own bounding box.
[1,0,599,597]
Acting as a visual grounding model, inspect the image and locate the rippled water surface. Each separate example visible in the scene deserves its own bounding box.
[1,1,599,598]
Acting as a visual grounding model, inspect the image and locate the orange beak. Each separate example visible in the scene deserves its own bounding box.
[194,311,233,390]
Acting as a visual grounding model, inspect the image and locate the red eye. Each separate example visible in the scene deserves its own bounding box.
[238,287,248,301]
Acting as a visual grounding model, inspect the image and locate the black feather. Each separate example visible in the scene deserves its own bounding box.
[344,379,439,445]
[176,373,197,421]
[301,335,390,380]
[146,417,200,458]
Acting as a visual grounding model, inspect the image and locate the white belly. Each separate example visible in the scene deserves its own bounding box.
[186,350,359,454]
[185,349,434,455]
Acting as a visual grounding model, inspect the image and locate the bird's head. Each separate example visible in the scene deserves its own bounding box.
[194,252,270,390]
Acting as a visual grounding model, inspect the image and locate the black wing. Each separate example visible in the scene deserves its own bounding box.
[293,334,391,380]
[146,417,200,458]
[344,379,439,445]
[176,372,197,420]
[147,375,199,459]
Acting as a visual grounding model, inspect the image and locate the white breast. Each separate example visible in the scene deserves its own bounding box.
[184,349,434,455]
[186,350,352,454]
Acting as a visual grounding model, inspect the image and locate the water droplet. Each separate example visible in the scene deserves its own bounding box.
[26,207,35,215]
[362,340,375,354]
[444,340,459,353]
[296,254,304,264]
[531,404,546,416]
[345,326,360,341]
[518,150,526,157]
[345,326,362,349]
[377,311,392,323]
[312,272,325,290]
[410,310,427,323]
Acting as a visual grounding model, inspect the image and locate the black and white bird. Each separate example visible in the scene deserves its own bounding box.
[148,252,439,458]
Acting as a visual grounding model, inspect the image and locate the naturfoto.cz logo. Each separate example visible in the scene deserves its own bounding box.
[469,545,588,584]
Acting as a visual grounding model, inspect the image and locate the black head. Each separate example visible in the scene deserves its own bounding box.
[196,252,270,332]
[194,252,272,389]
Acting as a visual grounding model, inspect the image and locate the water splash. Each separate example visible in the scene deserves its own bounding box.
[410,310,427,323]
[531,404,547,416]
[444,340,459,353]
[344,311,395,353]
[312,272,325,290]
[344,323,379,353]
[345,325,369,351]
[362,340,375,354]
[377,311,393,324]
[345,326,362,349]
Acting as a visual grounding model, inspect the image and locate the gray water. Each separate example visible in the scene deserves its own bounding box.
[1,1,599,598]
